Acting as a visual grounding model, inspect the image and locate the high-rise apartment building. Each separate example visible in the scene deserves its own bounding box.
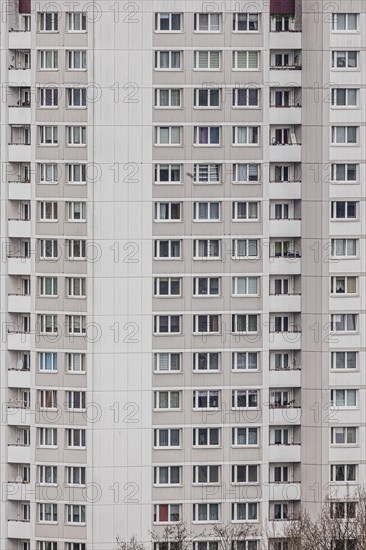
[0,0,365,548]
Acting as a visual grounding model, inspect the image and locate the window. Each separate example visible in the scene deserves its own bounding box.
[40,163,58,183]
[40,202,57,221]
[232,201,259,220]
[66,315,86,335]
[68,164,86,183]
[67,239,86,259]
[233,126,259,145]
[67,126,86,145]
[155,164,181,184]
[39,427,57,447]
[194,543,219,550]
[155,51,182,70]
[66,504,86,524]
[68,12,87,31]
[193,315,220,334]
[154,240,181,259]
[68,50,87,69]
[193,277,220,296]
[154,504,181,523]
[155,89,181,107]
[194,126,220,145]
[39,390,57,409]
[66,544,86,550]
[331,164,357,182]
[232,277,258,296]
[332,13,358,31]
[68,88,87,107]
[233,13,259,31]
[331,389,357,408]
[66,466,86,485]
[232,352,258,371]
[331,88,358,107]
[232,502,258,521]
[194,13,220,32]
[40,239,58,259]
[193,427,220,446]
[40,88,58,107]
[39,277,57,296]
[193,202,220,221]
[331,201,357,219]
[332,51,358,68]
[66,353,86,373]
[232,427,258,446]
[40,126,58,145]
[193,239,220,259]
[232,390,258,409]
[193,503,220,523]
[233,88,259,107]
[39,12,58,31]
[193,352,219,371]
[233,163,259,183]
[154,277,181,297]
[154,466,181,485]
[194,88,220,107]
[154,391,180,410]
[331,502,356,520]
[154,315,181,334]
[155,13,182,31]
[331,127,357,144]
[232,543,258,550]
[66,391,86,411]
[66,428,86,448]
[193,390,219,409]
[193,465,220,484]
[233,51,259,69]
[67,201,86,221]
[67,277,86,297]
[232,239,259,259]
[154,428,181,448]
[331,351,357,370]
[39,465,57,484]
[154,202,181,221]
[39,503,57,523]
[331,276,357,295]
[39,352,58,372]
[154,353,181,372]
[39,541,58,550]
[155,126,181,145]
[194,164,221,183]
[331,427,357,445]
[330,314,357,332]
[39,314,57,334]
[331,239,357,257]
[194,51,221,70]
[40,50,58,69]
[232,465,258,483]
[330,464,357,482]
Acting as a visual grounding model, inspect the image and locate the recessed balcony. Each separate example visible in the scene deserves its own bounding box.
[269,406,301,426]
[269,443,301,462]
[269,293,301,312]
[8,107,31,125]
[7,518,30,539]
[6,482,31,501]
[8,369,31,388]
[8,219,31,238]
[8,30,31,50]
[8,182,31,201]
[8,69,31,87]
[8,144,31,162]
[7,257,31,275]
[8,294,31,313]
[7,444,30,463]
[269,482,301,501]
[268,368,301,388]
[7,332,32,351]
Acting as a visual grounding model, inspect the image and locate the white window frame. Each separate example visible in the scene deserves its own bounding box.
[154,88,182,108]
[154,239,181,259]
[39,503,58,523]
[331,13,358,31]
[193,352,220,371]
[331,426,357,445]
[331,389,357,408]
[194,13,220,32]
[193,50,221,70]
[231,502,258,522]
[331,88,358,107]
[66,315,86,335]
[39,352,58,372]
[233,13,259,32]
[194,126,220,145]
[193,390,220,410]
[155,13,182,32]
[331,239,357,257]
[68,12,87,32]
[154,202,181,221]
[154,390,181,410]
[155,50,182,70]
[232,389,259,409]
[39,314,58,334]
[193,202,220,221]
[193,277,220,297]
[193,503,220,523]
[193,427,220,447]
[193,465,220,485]
[68,87,87,107]
[232,239,259,259]
[233,87,259,107]
[154,428,181,448]
[40,201,58,221]
[154,466,181,485]
[39,465,57,484]
[194,87,221,108]
[330,464,357,482]
[66,504,86,524]
[194,164,221,183]
[331,163,357,182]
[39,12,59,32]
[330,351,357,370]
[39,390,57,410]
[39,126,58,145]
[39,277,58,296]
[154,352,181,372]
[40,163,59,183]
[155,126,182,145]
[66,466,86,485]
[232,50,259,70]
[39,427,57,447]
[233,163,260,183]
[154,504,181,524]
[67,201,87,221]
[232,277,259,296]
[193,239,220,260]
[40,239,58,259]
[68,163,87,184]
[232,464,259,484]
[40,50,58,70]
[331,276,357,295]
[66,390,86,411]
[154,315,181,334]
[68,50,87,70]
[67,239,86,259]
[233,126,259,145]
[66,353,86,373]
[67,126,86,146]
[66,428,86,449]
[154,164,182,184]
[331,50,358,69]
[331,126,358,145]
[232,427,259,446]
[232,201,259,220]
[40,87,58,107]
[154,277,181,297]
[232,352,259,371]
[193,314,220,334]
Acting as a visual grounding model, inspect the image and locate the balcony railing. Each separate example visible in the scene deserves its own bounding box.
[270,251,301,259]
[270,178,301,183]
[270,101,302,108]
[270,64,302,70]
[269,325,301,333]
[269,217,301,221]
[269,365,301,371]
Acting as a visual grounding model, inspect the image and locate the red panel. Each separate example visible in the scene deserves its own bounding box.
[159,505,168,522]
[270,0,296,15]
[19,0,31,13]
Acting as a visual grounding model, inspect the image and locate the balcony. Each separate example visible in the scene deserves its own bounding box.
[268,218,301,237]
[269,180,301,200]
[269,104,301,125]
[7,257,31,275]
[7,407,31,427]
[8,144,31,162]
[269,368,301,387]
[269,482,301,501]
[6,482,31,501]
[7,519,30,539]
[8,294,31,313]
[269,144,301,163]
[269,328,301,349]
[8,69,31,87]
[269,257,301,276]
[8,31,31,50]
[7,444,30,463]
[7,332,32,351]
[8,182,31,201]
[269,405,301,425]
[8,369,31,388]
[8,220,31,238]
[8,106,31,125]
[270,31,301,50]
[269,443,301,462]
[269,293,301,312]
